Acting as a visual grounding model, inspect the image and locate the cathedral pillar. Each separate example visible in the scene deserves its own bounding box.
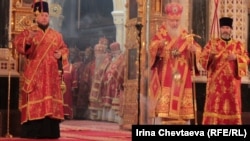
[111,11,125,51]
[112,0,126,52]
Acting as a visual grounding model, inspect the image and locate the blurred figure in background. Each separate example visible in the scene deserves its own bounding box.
[62,53,78,119]
[89,37,112,120]
[67,47,81,118]
[75,47,95,119]
[101,42,125,122]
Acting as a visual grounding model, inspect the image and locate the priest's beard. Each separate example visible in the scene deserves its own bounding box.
[37,22,49,31]
[95,53,106,68]
[166,24,180,38]
[221,31,231,40]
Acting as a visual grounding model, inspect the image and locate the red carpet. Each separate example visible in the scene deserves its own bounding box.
[0,138,80,141]
[60,120,131,141]
[0,120,131,141]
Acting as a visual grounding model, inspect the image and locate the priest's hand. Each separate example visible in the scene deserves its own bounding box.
[227,51,236,61]
[54,50,62,59]
[188,44,196,52]
[26,30,37,45]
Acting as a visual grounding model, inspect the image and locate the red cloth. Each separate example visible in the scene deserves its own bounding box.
[89,54,111,112]
[62,63,78,118]
[102,53,125,109]
[200,38,249,125]
[14,28,69,124]
[148,23,201,120]
[75,59,95,118]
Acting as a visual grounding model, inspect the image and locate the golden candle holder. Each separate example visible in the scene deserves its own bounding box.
[5,44,13,138]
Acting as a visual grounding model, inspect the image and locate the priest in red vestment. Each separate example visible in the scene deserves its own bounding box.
[75,47,95,119]
[200,17,249,125]
[13,1,69,138]
[101,42,125,122]
[62,62,78,119]
[89,37,111,120]
[148,2,201,125]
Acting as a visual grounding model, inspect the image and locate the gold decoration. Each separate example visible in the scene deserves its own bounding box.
[61,80,67,94]
[171,47,180,58]
[14,13,35,31]
[173,71,181,81]
[29,23,39,32]
[34,7,40,16]
[49,3,62,17]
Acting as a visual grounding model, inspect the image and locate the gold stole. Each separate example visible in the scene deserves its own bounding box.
[165,36,190,117]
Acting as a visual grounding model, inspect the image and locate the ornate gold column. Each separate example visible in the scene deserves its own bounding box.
[121,0,150,130]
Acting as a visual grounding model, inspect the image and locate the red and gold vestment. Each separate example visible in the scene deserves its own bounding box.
[200,38,249,125]
[62,63,78,119]
[149,23,201,124]
[14,28,69,124]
